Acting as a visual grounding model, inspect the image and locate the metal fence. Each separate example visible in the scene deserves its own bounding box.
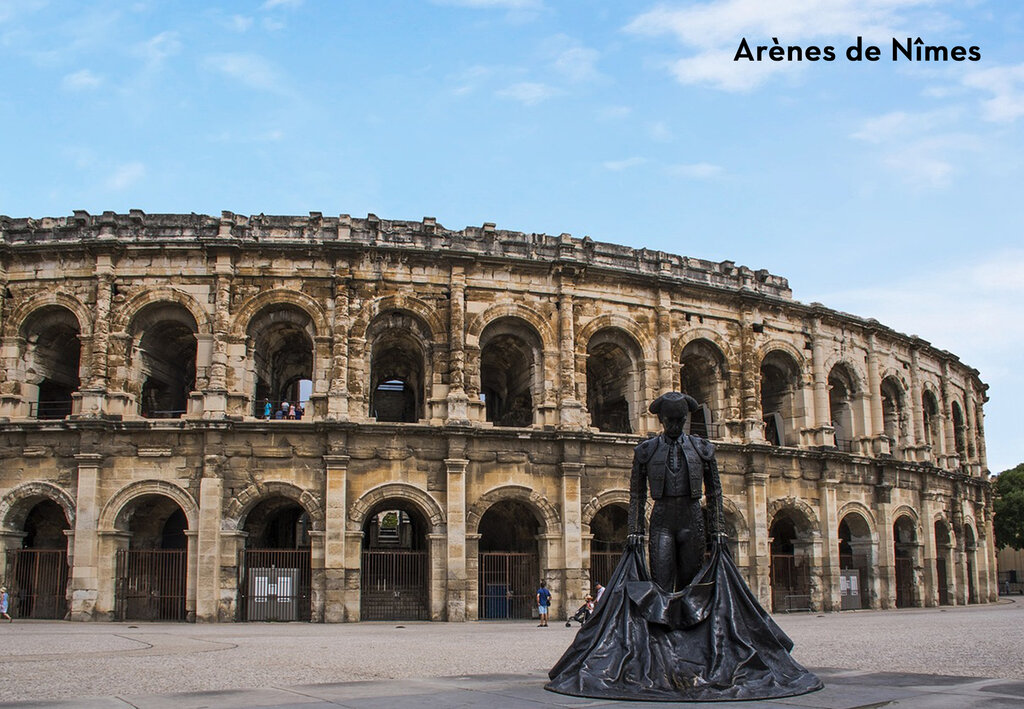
[589,551,619,588]
[895,557,914,608]
[478,552,539,620]
[115,549,187,621]
[238,549,311,621]
[360,549,430,620]
[770,553,812,612]
[4,549,68,619]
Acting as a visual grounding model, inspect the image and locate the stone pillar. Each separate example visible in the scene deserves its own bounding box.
[874,482,895,608]
[745,466,771,607]
[204,253,234,418]
[69,453,103,620]
[327,277,350,419]
[907,348,924,460]
[738,308,763,443]
[77,265,115,416]
[920,490,940,607]
[323,455,349,622]
[195,475,223,622]
[866,335,887,455]
[184,529,199,622]
[808,324,834,447]
[557,278,585,428]
[310,530,326,622]
[560,462,585,617]
[818,471,841,611]
[447,267,469,424]
[445,457,469,621]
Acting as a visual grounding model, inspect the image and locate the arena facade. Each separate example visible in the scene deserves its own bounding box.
[0,210,994,623]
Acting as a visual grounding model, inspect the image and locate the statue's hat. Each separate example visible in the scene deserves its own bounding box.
[648,391,700,416]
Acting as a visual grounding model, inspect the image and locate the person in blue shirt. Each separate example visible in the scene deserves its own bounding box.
[536,580,552,627]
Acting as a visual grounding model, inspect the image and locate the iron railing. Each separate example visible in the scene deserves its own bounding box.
[478,552,539,620]
[360,549,429,620]
[4,549,69,619]
[115,548,187,621]
[238,549,311,621]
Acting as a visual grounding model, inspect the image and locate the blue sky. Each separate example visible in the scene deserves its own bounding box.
[1,0,1021,472]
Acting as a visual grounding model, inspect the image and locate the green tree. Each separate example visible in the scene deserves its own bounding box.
[994,463,1024,550]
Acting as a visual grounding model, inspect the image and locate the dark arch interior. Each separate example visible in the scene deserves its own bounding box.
[587,339,633,434]
[23,499,70,549]
[880,378,905,445]
[120,495,187,549]
[244,497,310,549]
[250,307,314,415]
[480,333,534,427]
[370,329,424,423]
[362,502,428,550]
[23,307,81,419]
[479,499,540,552]
[679,340,724,437]
[590,504,628,553]
[138,319,197,418]
[760,351,800,446]
[828,365,856,446]
[770,516,797,555]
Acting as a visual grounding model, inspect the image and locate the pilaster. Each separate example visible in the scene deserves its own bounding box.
[445,457,469,621]
[324,454,350,622]
[69,453,103,620]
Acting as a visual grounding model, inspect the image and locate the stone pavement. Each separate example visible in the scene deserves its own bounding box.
[1,600,1022,708]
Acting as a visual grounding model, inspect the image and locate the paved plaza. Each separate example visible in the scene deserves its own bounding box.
[0,600,1022,708]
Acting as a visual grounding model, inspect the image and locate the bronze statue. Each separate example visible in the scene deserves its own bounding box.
[547,392,822,702]
[627,391,725,593]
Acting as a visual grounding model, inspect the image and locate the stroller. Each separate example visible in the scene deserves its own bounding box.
[565,595,594,627]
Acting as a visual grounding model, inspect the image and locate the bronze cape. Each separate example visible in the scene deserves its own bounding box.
[546,544,823,702]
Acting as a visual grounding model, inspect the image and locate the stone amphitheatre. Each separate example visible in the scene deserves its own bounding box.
[0,210,993,623]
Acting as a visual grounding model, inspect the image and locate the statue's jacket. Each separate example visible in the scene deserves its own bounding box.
[628,434,723,535]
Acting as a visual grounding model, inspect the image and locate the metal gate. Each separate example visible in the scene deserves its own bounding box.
[590,551,619,588]
[4,549,68,619]
[478,552,538,619]
[895,556,914,608]
[115,549,187,621]
[239,549,311,621]
[936,557,950,605]
[361,550,429,620]
[770,554,811,612]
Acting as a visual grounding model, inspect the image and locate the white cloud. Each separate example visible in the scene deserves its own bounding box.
[552,44,600,82]
[597,105,632,120]
[105,162,145,191]
[625,0,938,91]
[61,69,103,91]
[135,31,181,66]
[603,157,648,171]
[262,0,303,9]
[203,53,287,93]
[496,81,559,105]
[227,15,254,32]
[647,120,672,142]
[665,162,724,179]
[963,63,1024,123]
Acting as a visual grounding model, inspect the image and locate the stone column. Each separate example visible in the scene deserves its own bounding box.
[866,334,887,455]
[818,470,841,611]
[558,277,584,428]
[920,489,940,607]
[323,455,349,622]
[327,278,350,419]
[447,267,469,424]
[204,253,234,418]
[808,324,834,447]
[184,529,199,622]
[195,474,223,622]
[560,462,585,617]
[309,530,326,622]
[874,481,895,608]
[77,265,115,416]
[69,453,103,620]
[445,457,469,621]
[907,348,924,460]
[738,308,763,443]
[745,465,771,607]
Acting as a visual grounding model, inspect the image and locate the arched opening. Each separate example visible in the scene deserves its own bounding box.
[114,495,188,621]
[922,390,940,451]
[963,524,978,604]
[248,305,315,419]
[586,339,635,434]
[360,502,430,621]
[760,350,802,446]
[368,312,427,423]
[893,515,919,608]
[20,306,81,419]
[838,514,872,610]
[5,499,70,619]
[478,499,541,619]
[880,376,906,457]
[479,318,539,428]
[952,401,967,462]
[679,339,728,439]
[130,304,198,418]
[769,510,813,612]
[239,497,312,621]
[934,520,953,605]
[828,364,857,451]
[588,504,627,586]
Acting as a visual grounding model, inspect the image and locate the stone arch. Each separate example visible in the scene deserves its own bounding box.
[581,489,630,528]
[823,355,867,392]
[583,325,648,434]
[466,303,557,352]
[223,480,324,532]
[890,505,920,530]
[113,288,212,335]
[229,288,329,339]
[7,292,93,339]
[721,496,749,538]
[0,481,76,531]
[99,480,199,533]
[351,294,444,342]
[837,501,878,538]
[757,341,807,374]
[674,327,737,368]
[576,316,654,361]
[347,483,446,533]
[677,336,731,437]
[467,485,560,535]
[767,497,821,534]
